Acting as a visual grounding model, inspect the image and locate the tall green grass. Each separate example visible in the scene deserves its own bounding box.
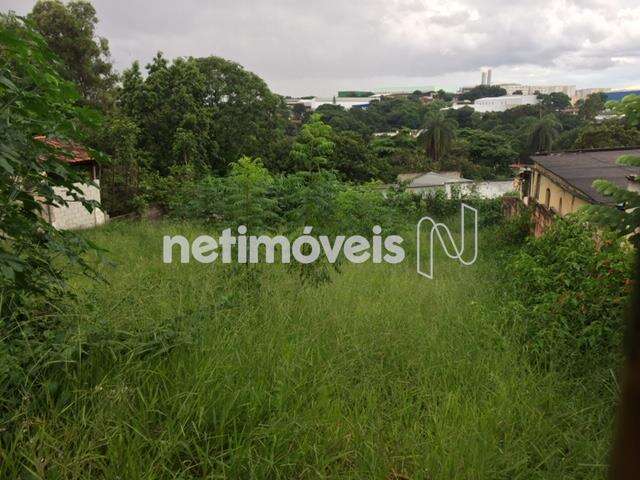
[1,220,616,479]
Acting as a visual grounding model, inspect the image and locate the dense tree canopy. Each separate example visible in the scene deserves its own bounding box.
[118,54,289,174]
[574,120,640,150]
[577,92,607,120]
[29,0,116,109]
[537,92,572,112]
[458,129,518,175]
[459,85,507,102]
[419,112,457,163]
[528,114,562,153]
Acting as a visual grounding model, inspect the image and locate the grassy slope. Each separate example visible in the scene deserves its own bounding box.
[3,220,615,479]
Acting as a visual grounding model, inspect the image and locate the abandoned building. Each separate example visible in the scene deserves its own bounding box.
[520,148,640,215]
[510,148,640,235]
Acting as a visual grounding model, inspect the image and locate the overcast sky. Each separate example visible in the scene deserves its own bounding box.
[3,0,640,96]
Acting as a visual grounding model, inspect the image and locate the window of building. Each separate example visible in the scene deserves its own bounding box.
[544,188,551,207]
[558,197,563,215]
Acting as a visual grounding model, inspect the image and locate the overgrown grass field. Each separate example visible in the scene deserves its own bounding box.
[2,220,616,479]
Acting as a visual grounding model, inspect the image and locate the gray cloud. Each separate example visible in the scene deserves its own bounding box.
[3,0,639,95]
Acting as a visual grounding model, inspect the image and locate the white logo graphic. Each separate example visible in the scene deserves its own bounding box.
[163,205,479,279]
[416,203,478,279]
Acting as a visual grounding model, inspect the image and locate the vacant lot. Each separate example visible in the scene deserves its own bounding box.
[3,221,615,479]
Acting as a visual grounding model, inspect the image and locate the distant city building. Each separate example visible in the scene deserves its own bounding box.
[374,86,436,95]
[471,94,539,113]
[497,83,576,97]
[573,87,610,102]
[286,95,382,111]
[480,69,492,86]
[605,89,640,101]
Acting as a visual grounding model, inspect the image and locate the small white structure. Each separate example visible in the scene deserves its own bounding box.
[36,137,107,230]
[46,181,107,230]
[472,94,539,113]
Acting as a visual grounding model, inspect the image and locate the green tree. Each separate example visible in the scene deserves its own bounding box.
[578,92,607,120]
[459,85,507,102]
[435,89,455,102]
[119,54,288,173]
[587,95,640,247]
[458,128,518,176]
[586,154,640,247]
[608,94,640,126]
[119,54,213,173]
[314,104,371,137]
[1,15,102,315]
[330,130,384,182]
[528,114,561,153]
[419,112,457,162]
[446,105,477,128]
[224,157,278,230]
[95,114,141,215]
[196,56,289,170]
[537,92,572,112]
[29,0,116,109]
[365,97,424,130]
[288,114,335,171]
[573,120,640,150]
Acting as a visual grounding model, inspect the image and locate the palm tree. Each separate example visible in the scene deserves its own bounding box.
[528,114,561,153]
[419,112,457,163]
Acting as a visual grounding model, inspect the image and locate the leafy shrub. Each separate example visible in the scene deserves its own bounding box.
[497,207,533,245]
[223,157,278,230]
[422,187,503,227]
[1,16,102,315]
[422,189,459,218]
[272,170,343,231]
[509,217,633,370]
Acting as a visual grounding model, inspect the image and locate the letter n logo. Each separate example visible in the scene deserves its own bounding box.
[416,203,478,279]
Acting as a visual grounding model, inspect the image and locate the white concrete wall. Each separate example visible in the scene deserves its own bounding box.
[471,180,516,199]
[48,180,107,230]
[473,95,538,113]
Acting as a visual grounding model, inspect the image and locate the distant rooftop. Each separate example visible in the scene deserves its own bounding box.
[34,136,93,165]
[375,86,436,94]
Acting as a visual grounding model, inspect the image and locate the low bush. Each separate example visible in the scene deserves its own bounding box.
[497,207,533,245]
[137,158,421,235]
[508,216,633,371]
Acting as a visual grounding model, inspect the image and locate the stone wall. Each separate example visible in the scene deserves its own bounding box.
[47,180,107,230]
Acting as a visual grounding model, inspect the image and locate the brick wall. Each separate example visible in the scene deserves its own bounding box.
[502,196,556,237]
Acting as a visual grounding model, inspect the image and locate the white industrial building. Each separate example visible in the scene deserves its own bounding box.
[472,94,539,113]
[287,95,382,111]
[496,83,576,97]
